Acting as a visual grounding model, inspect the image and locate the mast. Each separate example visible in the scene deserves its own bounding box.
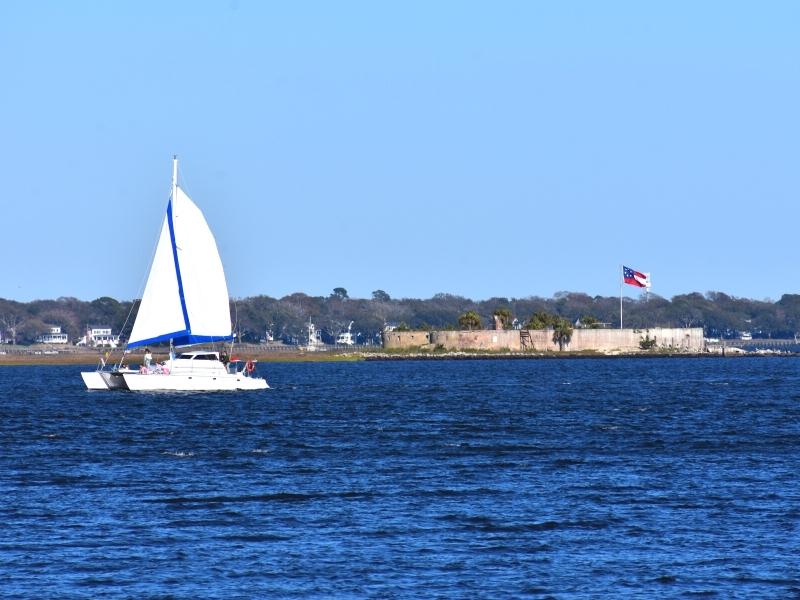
[172,155,178,200]
[170,155,178,351]
[619,264,623,329]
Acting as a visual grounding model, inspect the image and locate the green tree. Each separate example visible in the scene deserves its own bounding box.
[493,307,513,330]
[458,310,482,330]
[552,318,574,350]
[89,296,121,323]
[639,333,657,350]
[18,316,49,344]
[371,290,391,302]
[331,287,349,300]
[526,311,559,329]
[579,315,600,328]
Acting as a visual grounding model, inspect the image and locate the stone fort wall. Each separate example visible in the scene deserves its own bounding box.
[383,328,704,353]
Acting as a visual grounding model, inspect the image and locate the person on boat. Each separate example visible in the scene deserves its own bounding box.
[144,348,152,369]
[221,350,229,365]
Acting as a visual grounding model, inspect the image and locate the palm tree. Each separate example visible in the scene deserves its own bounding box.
[552,318,573,350]
[493,308,513,330]
[458,311,482,331]
[526,311,558,329]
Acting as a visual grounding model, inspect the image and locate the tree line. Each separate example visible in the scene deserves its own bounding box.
[1,289,799,345]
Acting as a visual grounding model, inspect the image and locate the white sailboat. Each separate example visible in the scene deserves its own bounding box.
[81,157,268,391]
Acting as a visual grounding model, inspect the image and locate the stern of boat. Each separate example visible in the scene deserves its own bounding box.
[81,371,110,390]
[237,376,269,390]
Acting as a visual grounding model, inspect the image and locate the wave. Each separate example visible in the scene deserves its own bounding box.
[161,450,194,458]
[144,490,378,505]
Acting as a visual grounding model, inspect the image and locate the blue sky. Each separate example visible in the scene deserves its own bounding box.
[1,1,797,302]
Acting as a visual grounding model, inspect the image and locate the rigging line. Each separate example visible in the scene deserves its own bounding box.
[109,189,173,369]
[176,162,190,198]
[110,299,138,369]
[231,299,239,356]
[166,200,191,333]
[130,185,175,307]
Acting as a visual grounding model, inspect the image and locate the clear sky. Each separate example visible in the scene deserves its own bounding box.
[1,1,797,302]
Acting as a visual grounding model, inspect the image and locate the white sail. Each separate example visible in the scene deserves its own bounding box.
[127,216,186,346]
[171,187,232,341]
[127,179,232,348]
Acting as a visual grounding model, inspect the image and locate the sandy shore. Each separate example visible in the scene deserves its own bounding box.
[1,346,793,366]
[0,347,367,365]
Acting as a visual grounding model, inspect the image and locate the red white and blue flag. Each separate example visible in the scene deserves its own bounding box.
[623,266,651,288]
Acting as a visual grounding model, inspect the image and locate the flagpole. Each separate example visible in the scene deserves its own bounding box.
[619,264,623,329]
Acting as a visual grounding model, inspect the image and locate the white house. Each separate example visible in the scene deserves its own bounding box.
[36,326,69,344]
[76,327,120,348]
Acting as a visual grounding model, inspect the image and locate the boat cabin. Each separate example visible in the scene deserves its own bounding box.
[176,351,220,361]
[168,351,228,375]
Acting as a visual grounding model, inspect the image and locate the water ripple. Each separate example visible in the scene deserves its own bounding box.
[1,357,799,598]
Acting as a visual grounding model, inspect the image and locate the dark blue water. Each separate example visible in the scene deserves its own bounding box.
[2,358,799,598]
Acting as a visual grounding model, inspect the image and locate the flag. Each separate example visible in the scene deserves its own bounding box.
[623,266,651,288]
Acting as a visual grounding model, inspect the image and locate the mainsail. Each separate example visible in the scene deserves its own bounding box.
[128,167,232,348]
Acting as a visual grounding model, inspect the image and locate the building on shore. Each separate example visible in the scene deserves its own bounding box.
[35,326,69,344]
[75,327,120,348]
[383,327,705,353]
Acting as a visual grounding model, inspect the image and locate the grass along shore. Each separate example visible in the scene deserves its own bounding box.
[0,346,367,366]
[0,344,792,366]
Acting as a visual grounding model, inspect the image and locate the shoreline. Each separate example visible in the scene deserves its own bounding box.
[0,348,796,366]
[363,352,799,361]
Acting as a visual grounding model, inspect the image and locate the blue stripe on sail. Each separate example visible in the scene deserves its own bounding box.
[167,199,192,334]
[127,330,189,349]
[172,334,235,347]
[128,332,234,349]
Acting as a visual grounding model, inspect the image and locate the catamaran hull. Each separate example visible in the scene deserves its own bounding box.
[122,373,268,391]
[102,371,130,390]
[81,371,109,390]
[81,370,133,390]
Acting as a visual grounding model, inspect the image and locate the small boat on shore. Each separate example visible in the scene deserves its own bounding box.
[336,321,355,346]
[303,318,326,352]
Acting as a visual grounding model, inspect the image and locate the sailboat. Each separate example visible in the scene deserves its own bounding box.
[81,157,268,391]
